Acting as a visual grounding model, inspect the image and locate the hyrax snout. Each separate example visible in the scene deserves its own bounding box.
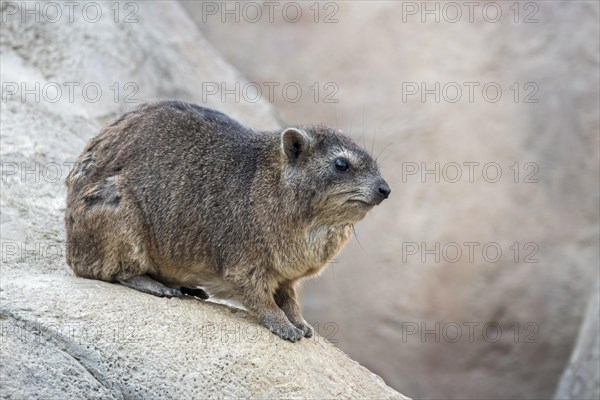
[65,100,390,342]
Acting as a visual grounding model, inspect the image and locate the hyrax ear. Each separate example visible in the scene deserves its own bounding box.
[281,127,310,162]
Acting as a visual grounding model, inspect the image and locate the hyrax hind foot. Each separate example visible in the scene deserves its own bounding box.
[181,287,210,299]
[119,275,209,299]
[118,275,183,298]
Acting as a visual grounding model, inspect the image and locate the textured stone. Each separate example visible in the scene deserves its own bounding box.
[1,275,405,399]
[554,283,600,400]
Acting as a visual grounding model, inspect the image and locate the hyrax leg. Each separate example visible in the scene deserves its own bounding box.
[228,274,304,342]
[257,296,305,342]
[275,284,314,338]
[119,275,183,298]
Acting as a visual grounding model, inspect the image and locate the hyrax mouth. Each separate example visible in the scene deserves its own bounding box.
[346,179,391,207]
[347,199,376,207]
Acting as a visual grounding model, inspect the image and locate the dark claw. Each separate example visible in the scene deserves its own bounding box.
[181,287,209,299]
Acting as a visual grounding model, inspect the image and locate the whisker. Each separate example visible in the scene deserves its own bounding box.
[375,139,396,162]
[349,111,354,136]
[351,224,366,253]
[335,105,339,130]
[370,128,376,158]
[361,108,366,150]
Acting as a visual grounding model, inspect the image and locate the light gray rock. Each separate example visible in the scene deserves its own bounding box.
[554,282,600,400]
[1,275,406,399]
[186,1,600,398]
[0,1,406,399]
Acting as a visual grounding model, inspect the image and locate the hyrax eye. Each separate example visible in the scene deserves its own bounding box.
[334,158,349,172]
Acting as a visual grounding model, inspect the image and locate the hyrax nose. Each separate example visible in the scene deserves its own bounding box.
[377,181,391,200]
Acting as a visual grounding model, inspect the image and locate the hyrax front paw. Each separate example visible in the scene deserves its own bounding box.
[264,319,305,342]
[291,320,314,338]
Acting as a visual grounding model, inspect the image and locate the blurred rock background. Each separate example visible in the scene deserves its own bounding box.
[181,1,600,399]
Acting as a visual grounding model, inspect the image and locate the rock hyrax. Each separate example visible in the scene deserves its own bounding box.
[65,101,391,341]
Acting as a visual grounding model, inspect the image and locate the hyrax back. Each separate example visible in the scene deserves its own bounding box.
[66,100,390,341]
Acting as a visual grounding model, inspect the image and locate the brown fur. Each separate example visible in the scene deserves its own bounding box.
[65,100,390,341]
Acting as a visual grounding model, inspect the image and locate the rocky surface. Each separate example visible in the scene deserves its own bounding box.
[1,275,405,399]
[187,1,600,398]
[0,1,405,399]
[554,282,600,400]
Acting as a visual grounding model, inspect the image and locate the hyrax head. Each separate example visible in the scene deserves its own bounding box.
[280,125,391,223]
